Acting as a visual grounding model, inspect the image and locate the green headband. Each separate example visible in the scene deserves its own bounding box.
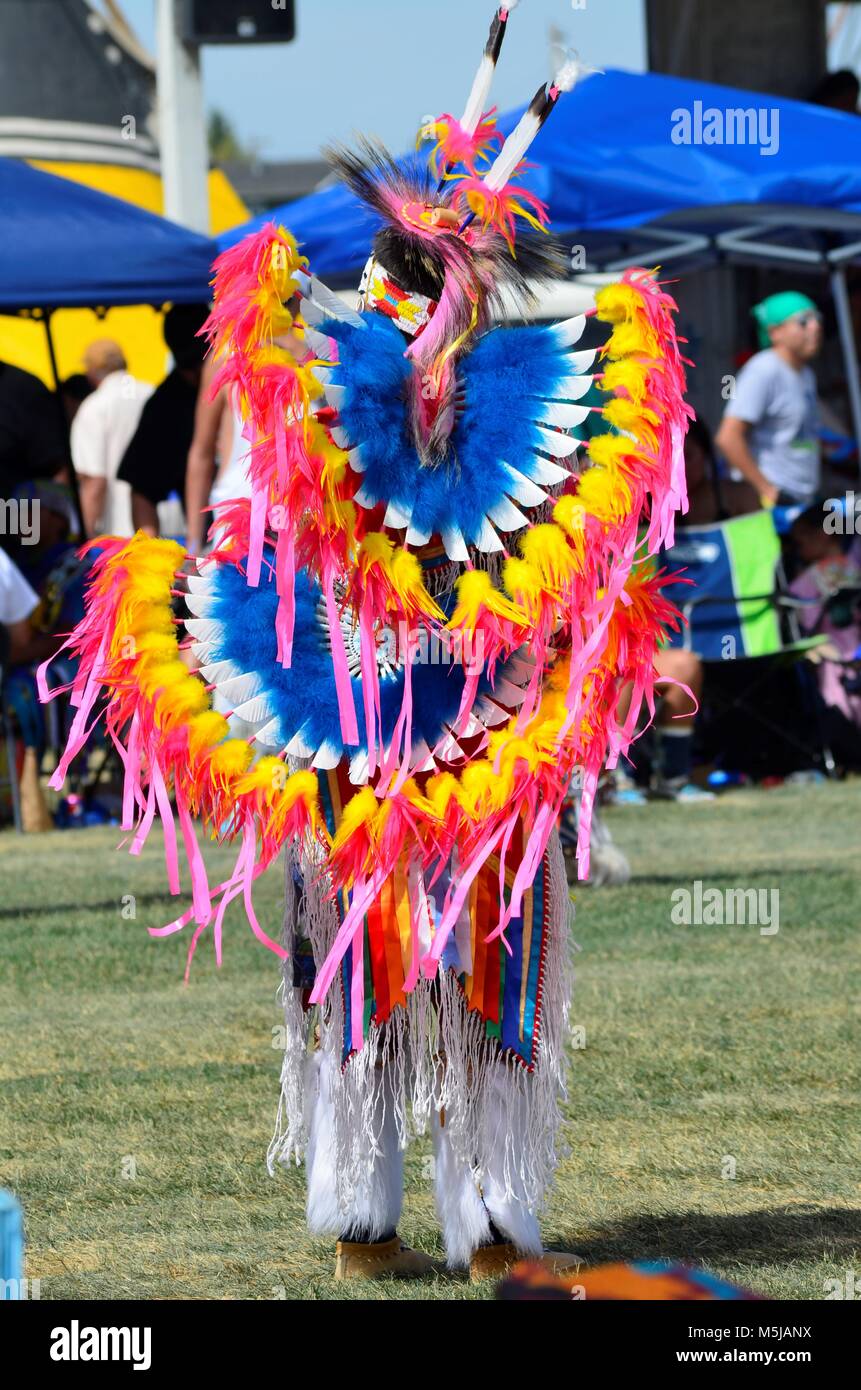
[752,292,818,348]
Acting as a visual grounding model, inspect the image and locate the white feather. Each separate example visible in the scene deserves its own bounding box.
[346,446,365,474]
[551,313,586,347]
[535,426,580,456]
[353,484,377,508]
[441,525,470,561]
[553,52,602,93]
[348,750,370,784]
[198,658,239,685]
[295,269,365,327]
[216,672,265,705]
[539,401,591,429]
[406,522,432,545]
[233,693,277,726]
[299,297,325,327]
[475,696,509,727]
[185,570,215,596]
[183,592,218,618]
[324,384,345,408]
[312,741,342,770]
[473,516,504,552]
[566,347,598,373]
[183,618,225,644]
[490,675,527,705]
[485,108,541,191]
[501,464,548,507]
[486,495,529,531]
[528,455,571,485]
[253,716,285,750]
[303,324,337,360]
[538,374,594,402]
[460,53,495,135]
[383,498,413,529]
[286,729,315,758]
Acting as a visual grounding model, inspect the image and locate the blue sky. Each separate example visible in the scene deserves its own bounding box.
[118,0,646,160]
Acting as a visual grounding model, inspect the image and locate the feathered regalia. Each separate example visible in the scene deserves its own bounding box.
[41,5,691,1260]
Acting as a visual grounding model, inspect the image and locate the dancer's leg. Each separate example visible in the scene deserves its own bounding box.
[305,1049,403,1240]
[430,1107,491,1268]
[305,1048,436,1278]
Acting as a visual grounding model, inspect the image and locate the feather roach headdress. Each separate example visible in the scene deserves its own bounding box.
[320,4,584,461]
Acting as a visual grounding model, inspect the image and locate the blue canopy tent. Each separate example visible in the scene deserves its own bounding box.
[219,68,861,443]
[0,156,216,311]
[0,157,218,532]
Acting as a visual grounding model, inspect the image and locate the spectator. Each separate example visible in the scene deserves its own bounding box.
[117,303,210,537]
[0,360,68,497]
[789,505,861,767]
[60,374,93,426]
[612,646,713,804]
[715,291,823,507]
[0,544,46,666]
[0,545,61,831]
[184,313,306,554]
[809,69,859,114]
[70,340,152,537]
[684,419,758,524]
[184,356,245,555]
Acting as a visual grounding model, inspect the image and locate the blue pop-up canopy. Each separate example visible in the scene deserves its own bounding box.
[218,66,861,449]
[0,157,217,311]
[218,67,861,275]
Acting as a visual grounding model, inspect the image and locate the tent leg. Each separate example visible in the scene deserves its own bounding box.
[830,266,861,460]
[42,309,85,539]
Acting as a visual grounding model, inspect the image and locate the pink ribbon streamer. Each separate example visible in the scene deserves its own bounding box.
[151,761,181,897]
[350,920,366,1053]
[309,866,387,1006]
[358,603,380,778]
[275,522,296,669]
[323,562,359,747]
[246,467,267,589]
[176,786,212,926]
[48,630,109,788]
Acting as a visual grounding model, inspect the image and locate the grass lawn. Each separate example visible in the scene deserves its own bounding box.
[1,781,858,1300]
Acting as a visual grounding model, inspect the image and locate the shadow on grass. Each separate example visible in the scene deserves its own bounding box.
[545,1206,861,1269]
[609,868,836,889]
[0,891,194,921]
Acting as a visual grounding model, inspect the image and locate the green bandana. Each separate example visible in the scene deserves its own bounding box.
[752,292,818,348]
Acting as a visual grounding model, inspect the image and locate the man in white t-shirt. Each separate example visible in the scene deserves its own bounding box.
[716,292,823,507]
[71,340,153,537]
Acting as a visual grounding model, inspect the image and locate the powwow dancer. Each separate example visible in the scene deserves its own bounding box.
[40,5,692,1281]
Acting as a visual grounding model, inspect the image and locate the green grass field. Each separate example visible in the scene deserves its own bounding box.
[1,781,858,1300]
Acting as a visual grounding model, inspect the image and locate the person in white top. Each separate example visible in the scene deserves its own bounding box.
[71,340,153,537]
[0,545,52,666]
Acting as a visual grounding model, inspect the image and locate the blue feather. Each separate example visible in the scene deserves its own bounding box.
[206,555,512,760]
[324,316,574,548]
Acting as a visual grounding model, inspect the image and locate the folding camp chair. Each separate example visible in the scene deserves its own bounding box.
[661,509,834,777]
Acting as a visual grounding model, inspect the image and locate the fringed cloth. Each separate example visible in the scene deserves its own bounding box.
[267,784,574,1219]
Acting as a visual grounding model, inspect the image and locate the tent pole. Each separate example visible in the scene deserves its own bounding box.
[829,266,861,459]
[41,308,85,539]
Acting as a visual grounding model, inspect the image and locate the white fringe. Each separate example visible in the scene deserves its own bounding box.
[268,828,575,1250]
